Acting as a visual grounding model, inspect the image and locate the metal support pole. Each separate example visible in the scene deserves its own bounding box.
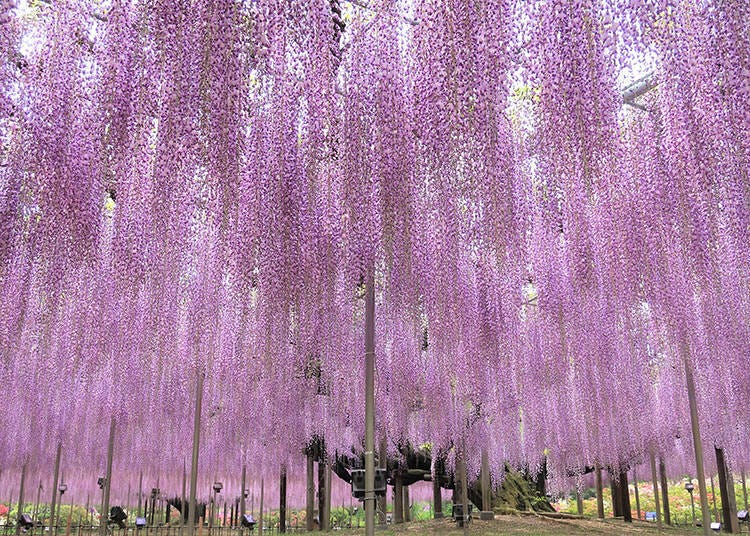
[742,469,748,511]
[683,343,711,535]
[50,443,62,535]
[187,372,205,536]
[364,267,376,536]
[100,417,116,536]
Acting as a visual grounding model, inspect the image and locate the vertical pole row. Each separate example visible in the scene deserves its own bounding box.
[187,372,205,536]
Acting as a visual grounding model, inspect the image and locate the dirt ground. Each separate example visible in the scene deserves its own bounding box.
[335,515,707,535]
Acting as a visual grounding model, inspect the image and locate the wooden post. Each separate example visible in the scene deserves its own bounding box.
[650,452,662,530]
[403,485,410,522]
[377,437,387,525]
[742,469,748,511]
[715,447,739,533]
[433,464,443,519]
[683,343,712,536]
[50,442,62,534]
[187,372,205,536]
[181,461,187,527]
[100,417,116,536]
[480,450,492,520]
[306,454,314,532]
[33,479,42,525]
[364,267,376,536]
[138,471,143,517]
[632,467,641,521]
[393,474,403,524]
[325,462,332,530]
[240,464,246,523]
[659,458,670,525]
[595,465,604,519]
[15,463,27,535]
[258,479,264,535]
[279,466,287,533]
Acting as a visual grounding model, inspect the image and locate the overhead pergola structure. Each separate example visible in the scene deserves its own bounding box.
[1,2,749,536]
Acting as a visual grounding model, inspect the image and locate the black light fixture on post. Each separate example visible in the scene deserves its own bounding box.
[97,477,106,530]
[210,483,223,530]
[57,482,68,535]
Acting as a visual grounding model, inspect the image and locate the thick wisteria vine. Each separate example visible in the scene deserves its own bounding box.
[0,0,748,507]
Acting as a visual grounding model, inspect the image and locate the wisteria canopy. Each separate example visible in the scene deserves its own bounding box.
[0,0,748,510]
